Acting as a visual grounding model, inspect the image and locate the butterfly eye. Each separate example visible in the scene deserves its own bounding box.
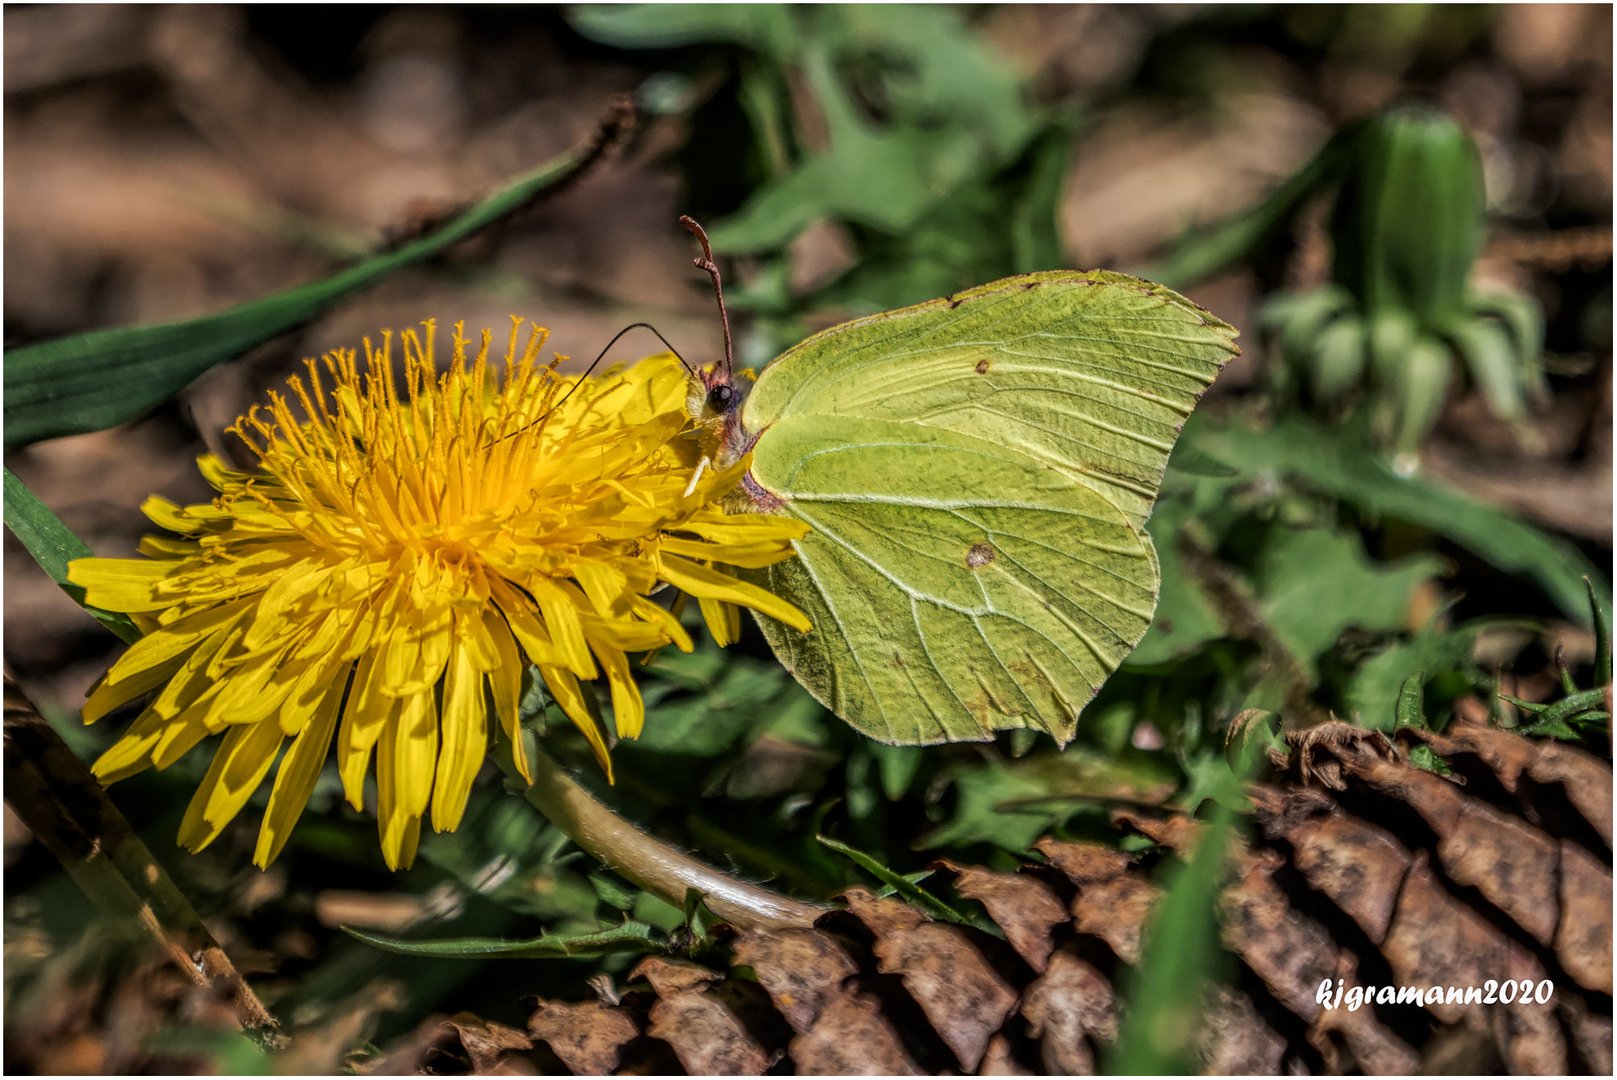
[706,383,736,413]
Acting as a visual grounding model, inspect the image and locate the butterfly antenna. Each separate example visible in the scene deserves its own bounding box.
[496,322,693,443]
[680,215,734,380]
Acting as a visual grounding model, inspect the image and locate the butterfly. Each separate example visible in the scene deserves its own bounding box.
[678,218,1239,746]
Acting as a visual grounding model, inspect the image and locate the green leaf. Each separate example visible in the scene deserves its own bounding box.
[1448,318,1527,423]
[873,743,924,802]
[915,759,1064,854]
[1348,625,1479,730]
[1470,288,1547,400]
[1589,576,1611,687]
[342,920,662,960]
[1407,744,1452,775]
[708,11,1035,255]
[919,748,1177,854]
[816,835,972,925]
[1127,501,1227,666]
[1528,687,1608,729]
[627,650,787,756]
[418,793,602,921]
[569,3,798,58]
[1192,418,1608,621]
[1396,671,1428,729]
[4,138,604,448]
[1254,526,1442,678]
[1110,803,1239,1074]
[3,467,140,642]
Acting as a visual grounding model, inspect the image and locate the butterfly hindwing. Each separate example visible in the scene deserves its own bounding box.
[746,414,1156,745]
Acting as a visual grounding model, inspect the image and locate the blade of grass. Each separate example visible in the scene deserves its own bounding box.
[1589,576,1611,687]
[1109,778,1242,1073]
[3,97,635,449]
[3,467,140,642]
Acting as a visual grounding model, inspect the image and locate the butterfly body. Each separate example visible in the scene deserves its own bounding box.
[683,260,1238,746]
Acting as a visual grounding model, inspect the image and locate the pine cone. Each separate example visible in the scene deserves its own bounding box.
[425,721,1611,1075]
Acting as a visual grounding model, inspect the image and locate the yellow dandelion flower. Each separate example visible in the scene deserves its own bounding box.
[67,318,810,871]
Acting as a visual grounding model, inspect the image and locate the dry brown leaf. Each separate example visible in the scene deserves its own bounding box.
[787,992,921,1075]
[843,888,1019,1072]
[1254,787,1409,944]
[632,956,781,1075]
[1019,945,1114,1074]
[731,927,858,1033]
[978,1033,1031,1074]
[1417,720,1614,847]
[943,862,1068,974]
[440,1013,534,1074]
[1554,840,1614,995]
[527,999,639,1075]
[1036,840,1159,966]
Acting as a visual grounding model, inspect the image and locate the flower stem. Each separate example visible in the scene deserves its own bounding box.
[514,744,829,931]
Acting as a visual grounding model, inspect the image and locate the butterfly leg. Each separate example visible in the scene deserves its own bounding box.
[683,455,710,498]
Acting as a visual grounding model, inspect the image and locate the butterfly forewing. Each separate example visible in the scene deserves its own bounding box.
[744,271,1240,528]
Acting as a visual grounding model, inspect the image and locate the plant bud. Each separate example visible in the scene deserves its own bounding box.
[1331,105,1485,329]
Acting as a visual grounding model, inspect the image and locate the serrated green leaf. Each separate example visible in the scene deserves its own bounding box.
[4,141,600,448]
[3,467,140,642]
[1255,526,1443,678]
[1517,716,1580,739]
[1396,671,1428,729]
[342,920,661,960]
[817,835,971,925]
[1348,625,1479,730]
[1529,687,1608,728]
[918,748,1176,854]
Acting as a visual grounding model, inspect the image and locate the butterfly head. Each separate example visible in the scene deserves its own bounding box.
[687,362,755,466]
[679,215,760,466]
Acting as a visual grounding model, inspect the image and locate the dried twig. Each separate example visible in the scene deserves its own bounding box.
[3,679,281,1040]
